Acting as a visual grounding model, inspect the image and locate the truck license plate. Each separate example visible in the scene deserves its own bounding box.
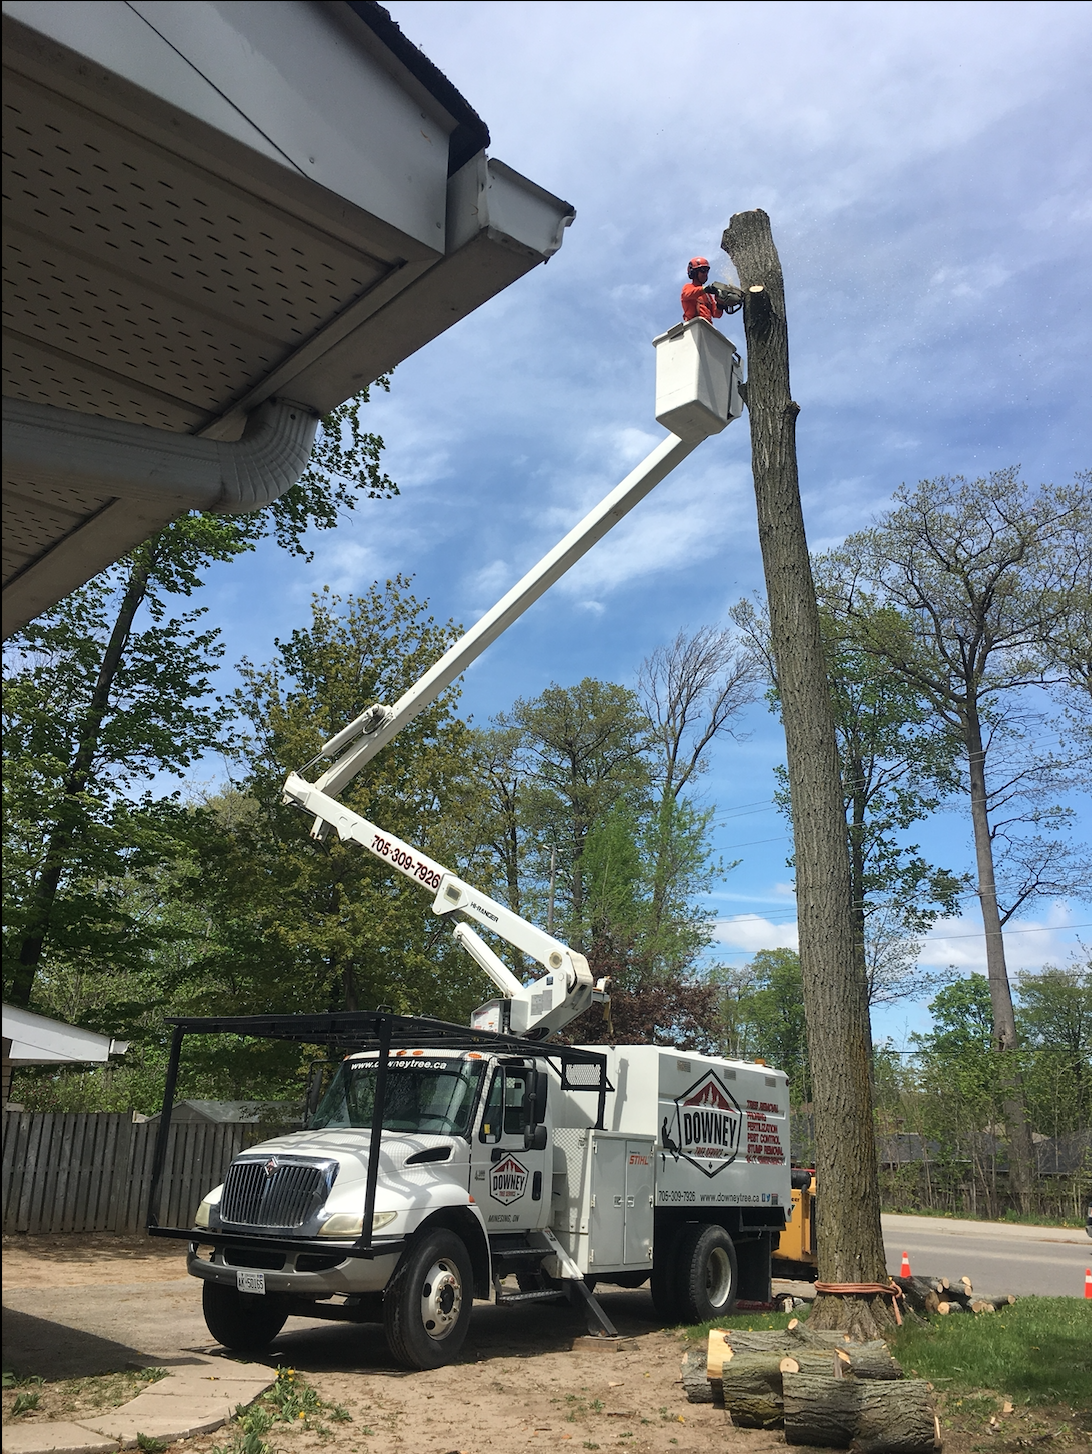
[236,1270,265,1295]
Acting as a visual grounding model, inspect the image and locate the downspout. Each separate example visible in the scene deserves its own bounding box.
[2,396,319,514]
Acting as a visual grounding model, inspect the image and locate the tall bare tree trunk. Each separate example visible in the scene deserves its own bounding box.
[964,709,1035,1212]
[722,210,891,1336]
[8,551,154,1008]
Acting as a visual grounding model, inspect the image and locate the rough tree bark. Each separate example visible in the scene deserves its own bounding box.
[721,210,891,1336]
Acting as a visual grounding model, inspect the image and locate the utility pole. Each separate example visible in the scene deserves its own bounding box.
[721,210,891,1337]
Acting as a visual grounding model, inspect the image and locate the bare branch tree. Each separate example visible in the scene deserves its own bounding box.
[832,467,1091,1210]
[638,625,759,798]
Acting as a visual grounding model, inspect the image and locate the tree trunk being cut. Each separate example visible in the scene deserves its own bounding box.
[721,209,890,1338]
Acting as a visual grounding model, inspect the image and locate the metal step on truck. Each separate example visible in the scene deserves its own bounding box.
[149,1011,791,1369]
[143,322,785,1367]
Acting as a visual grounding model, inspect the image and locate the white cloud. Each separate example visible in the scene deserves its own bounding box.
[915,901,1086,975]
[467,558,513,601]
[713,916,800,954]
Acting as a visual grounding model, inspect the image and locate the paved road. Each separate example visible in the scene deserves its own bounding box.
[882,1212,1091,1298]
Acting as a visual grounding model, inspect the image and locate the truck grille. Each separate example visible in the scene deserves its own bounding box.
[220,1158,330,1229]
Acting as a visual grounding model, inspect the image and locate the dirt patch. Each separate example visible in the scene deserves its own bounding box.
[185,1327,782,1454]
[2,1368,167,1426]
[2,1235,189,1287]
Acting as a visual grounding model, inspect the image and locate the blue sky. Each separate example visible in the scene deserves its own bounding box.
[197,1,1092,1043]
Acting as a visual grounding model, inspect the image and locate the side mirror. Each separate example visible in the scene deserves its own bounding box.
[524,1123,548,1152]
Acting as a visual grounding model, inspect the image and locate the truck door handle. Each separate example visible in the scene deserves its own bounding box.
[532,1171,542,1201]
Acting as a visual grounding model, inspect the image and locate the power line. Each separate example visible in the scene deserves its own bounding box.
[720,834,791,852]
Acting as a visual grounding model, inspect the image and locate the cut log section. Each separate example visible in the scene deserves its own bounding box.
[783,1371,860,1447]
[793,1325,856,1349]
[843,1343,903,1380]
[852,1379,940,1453]
[784,1373,939,1451]
[721,1352,787,1429]
[682,1346,718,1403]
[716,1326,808,1357]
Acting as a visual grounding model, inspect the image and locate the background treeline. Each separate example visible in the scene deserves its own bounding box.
[2,405,1089,1219]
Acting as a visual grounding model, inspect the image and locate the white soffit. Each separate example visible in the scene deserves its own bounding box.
[2,1,575,638]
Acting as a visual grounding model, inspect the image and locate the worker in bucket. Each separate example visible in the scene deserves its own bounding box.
[681,257,743,322]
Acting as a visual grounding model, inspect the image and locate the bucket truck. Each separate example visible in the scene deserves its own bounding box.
[149,321,793,1368]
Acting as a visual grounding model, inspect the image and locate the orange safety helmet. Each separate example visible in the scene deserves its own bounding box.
[687,256,710,278]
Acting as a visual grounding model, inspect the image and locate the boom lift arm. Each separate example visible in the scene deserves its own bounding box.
[281,773,604,1037]
[282,324,743,1038]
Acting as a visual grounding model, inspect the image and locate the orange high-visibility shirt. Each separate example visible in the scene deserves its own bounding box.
[681,282,723,322]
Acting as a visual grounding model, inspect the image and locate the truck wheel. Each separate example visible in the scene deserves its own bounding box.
[674,1223,738,1323]
[383,1228,473,1370]
[201,1281,287,1351]
[651,1224,684,1322]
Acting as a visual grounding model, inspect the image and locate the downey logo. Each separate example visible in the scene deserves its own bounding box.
[489,1154,528,1203]
[664,1070,742,1178]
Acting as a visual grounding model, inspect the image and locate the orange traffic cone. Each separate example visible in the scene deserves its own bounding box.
[900,1251,912,1278]
[1085,1268,1091,1299]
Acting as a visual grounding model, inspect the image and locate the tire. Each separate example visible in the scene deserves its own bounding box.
[201,1281,288,1352]
[674,1223,738,1324]
[383,1228,473,1370]
[650,1223,684,1322]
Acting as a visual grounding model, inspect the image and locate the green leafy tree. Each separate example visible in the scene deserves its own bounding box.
[2,387,396,1010]
[497,678,654,951]
[181,579,486,1029]
[906,975,1010,1217]
[1016,957,1092,1139]
[720,948,811,1102]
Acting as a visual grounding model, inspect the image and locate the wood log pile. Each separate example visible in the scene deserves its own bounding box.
[893,1274,1016,1317]
[682,1321,942,1451]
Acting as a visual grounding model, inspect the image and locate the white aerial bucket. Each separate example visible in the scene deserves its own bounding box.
[653,318,744,443]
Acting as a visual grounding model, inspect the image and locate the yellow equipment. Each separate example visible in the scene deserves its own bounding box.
[774,1170,817,1272]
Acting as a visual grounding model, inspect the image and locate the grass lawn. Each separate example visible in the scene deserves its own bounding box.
[891,1297,1092,1410]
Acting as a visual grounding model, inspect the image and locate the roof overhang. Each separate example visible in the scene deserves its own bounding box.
[2,1003,129,1064]
[2,1,574,638]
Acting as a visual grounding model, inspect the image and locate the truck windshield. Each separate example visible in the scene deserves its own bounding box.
[310,1057,486,1138]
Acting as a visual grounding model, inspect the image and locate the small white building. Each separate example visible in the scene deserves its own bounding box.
[1,1002,128,1107]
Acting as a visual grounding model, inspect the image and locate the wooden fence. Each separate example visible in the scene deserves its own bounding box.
[2,1111,281,1235]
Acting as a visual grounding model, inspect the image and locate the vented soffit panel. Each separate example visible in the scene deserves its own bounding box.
[1,2,574,638]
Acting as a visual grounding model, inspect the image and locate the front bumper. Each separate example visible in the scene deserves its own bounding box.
[187,1239,402,1296]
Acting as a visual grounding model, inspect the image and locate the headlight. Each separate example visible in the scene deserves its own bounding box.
[193,1186,222,1229]
[318,1211,397,1237]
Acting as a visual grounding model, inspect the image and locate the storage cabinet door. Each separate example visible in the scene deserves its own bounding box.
[589,1136,626,1268]
[624,1140,654,1265]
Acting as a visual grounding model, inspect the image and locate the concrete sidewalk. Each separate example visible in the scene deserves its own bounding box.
[882,1212,1090,1245]
[3,1354,273,1454]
